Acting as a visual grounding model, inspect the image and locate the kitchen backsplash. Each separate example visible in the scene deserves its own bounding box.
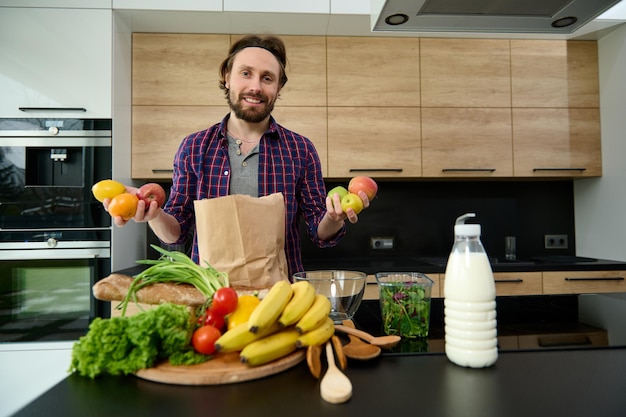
[147,180,575,262]
[300,180,575,262]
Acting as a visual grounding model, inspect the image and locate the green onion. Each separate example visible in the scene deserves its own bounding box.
[117,244,229,316]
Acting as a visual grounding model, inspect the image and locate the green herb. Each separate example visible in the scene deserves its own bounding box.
[379,283,431,338]
[70,303,209,379]
[118,244,229,316]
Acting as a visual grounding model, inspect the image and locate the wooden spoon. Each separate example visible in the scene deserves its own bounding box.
[320,340,352,404]
[340,320,381,360]
[306,344,323,379]
[331,335,348,370]
[334,324,401,349]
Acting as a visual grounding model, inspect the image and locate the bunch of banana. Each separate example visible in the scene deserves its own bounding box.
[214,279,336,367]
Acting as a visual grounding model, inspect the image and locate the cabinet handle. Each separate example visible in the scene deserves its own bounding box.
[152,169,174,174]
[441,168,496,172]
[495,279,524,283]
[349,168,403,173]
[564,277,624,281]
[533,168,586,172]
[19,107,87,112]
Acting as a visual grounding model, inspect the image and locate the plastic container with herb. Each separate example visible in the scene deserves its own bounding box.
[375,272,434,338]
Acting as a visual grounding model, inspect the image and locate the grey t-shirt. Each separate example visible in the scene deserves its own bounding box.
[227,133,259,197]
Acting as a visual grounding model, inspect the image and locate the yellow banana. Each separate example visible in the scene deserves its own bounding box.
[239,327,301,367]
[295,293,332,334]
[214,320,281,353]
[247,280,294,334]
[278,281,316,327]
[296,317,335,348]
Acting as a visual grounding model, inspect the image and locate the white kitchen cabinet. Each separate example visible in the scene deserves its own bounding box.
[0,0,110,7]
[224,0,329,13]
[112,0,220,11]
[0,8,112,118]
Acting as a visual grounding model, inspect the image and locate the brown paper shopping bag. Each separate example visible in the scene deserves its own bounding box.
[193,193,288,290]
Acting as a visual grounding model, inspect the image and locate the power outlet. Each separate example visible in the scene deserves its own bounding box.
[545,234,568,249]
[371,237,395,250]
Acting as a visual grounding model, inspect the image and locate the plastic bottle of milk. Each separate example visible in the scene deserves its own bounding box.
[444,213,498,368]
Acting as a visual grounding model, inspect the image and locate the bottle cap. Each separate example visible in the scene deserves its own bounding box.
[454,213,481,236]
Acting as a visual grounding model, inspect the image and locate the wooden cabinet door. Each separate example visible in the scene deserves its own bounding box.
[131,105,228,180]
[512,108,602,177]
[327,107,421,178]
[420,38,511,108]
[511,40,599,108]
[132,33,230,106]
[421,108,513,178]
[271,36,326,107]
[543,270,626,294]
[327,36,420,107]
[494,272,543,296]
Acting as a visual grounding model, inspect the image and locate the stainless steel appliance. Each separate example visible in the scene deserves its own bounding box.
[0,118,112,342]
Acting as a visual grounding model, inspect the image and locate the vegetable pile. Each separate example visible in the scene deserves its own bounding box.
[118,244,229,316]
[70,303,208,379]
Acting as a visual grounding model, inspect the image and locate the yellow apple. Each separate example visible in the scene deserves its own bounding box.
[340,193,364,214]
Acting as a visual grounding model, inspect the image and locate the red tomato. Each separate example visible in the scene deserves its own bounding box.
[192,325,222,355]
[212,287,238,316]
[197,307,225,331]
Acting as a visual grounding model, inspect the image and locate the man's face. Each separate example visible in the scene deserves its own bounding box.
[225,47,281,123]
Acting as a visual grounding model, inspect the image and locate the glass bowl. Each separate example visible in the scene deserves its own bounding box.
[293,270,366,322]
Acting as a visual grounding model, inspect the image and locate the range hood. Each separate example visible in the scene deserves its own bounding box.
[372,0,622,34]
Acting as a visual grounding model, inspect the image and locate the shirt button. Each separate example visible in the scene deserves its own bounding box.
[242,161,247,167]
[224,170,229,176]
[236,150,241,155]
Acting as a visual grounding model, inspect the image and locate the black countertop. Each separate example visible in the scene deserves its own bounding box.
[302,255,626,275]
[13,347,626,417]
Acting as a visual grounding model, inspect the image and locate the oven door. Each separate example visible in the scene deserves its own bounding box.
[0,240,111,343]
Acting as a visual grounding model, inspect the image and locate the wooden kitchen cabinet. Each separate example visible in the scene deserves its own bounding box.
[421,108,513,178]
[327,107,421,178]
[494,272,542,296]
[512,108,602,177]
[511,40,599,109]
[132,33,230,106]
[132,105,228,179]
[270,36,326,107]
[420,38,511,108]
[543,270,626,295]
[441,272,541,297]
[327,36,420,107]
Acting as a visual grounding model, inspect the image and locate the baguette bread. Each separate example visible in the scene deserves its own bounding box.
[93,273,272,307]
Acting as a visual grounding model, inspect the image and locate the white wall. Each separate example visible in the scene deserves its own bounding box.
[574,23,626,263]
[111,11,148,272]
[575,23,626,339]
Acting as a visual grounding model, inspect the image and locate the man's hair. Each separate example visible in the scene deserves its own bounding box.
[219,34,288,93]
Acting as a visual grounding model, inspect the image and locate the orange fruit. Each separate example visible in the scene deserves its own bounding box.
[92,179,126,202]
[108,193,138,220]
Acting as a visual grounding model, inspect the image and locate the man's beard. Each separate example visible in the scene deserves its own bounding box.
[228,91,276,123]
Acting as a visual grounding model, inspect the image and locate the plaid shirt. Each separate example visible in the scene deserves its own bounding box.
[163,114,346,278]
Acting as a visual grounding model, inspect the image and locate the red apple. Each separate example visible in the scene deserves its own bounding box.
[348,176,378,201]
[137,182,166,209]
[340,193,364,214]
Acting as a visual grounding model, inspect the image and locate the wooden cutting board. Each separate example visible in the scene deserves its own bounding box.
[135,349,306,385]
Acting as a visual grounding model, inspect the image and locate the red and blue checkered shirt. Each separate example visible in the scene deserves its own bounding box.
[163,114,346,279]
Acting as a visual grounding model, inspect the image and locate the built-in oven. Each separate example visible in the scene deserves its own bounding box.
[0,230,111,342]
[0,118,112,342]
